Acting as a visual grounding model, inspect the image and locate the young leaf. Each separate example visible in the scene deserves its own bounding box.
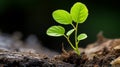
[70,2,88,23]
[66,29,74,36]
[77,33,87,41]
[46,26,65,37]
[52,10,72,25]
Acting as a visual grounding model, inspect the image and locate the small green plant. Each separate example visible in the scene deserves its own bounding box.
[46,2,88,55]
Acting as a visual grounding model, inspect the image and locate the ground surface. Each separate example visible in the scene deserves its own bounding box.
[0,32,120,67]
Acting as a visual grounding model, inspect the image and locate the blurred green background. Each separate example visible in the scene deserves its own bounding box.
[0,0,120,52]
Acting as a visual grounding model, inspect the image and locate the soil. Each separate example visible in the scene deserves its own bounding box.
[0,32,120,67]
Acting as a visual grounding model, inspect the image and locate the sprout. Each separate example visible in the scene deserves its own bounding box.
[46,2,88,55]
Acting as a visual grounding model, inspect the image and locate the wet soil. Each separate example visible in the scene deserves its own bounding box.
[0,32,120,67]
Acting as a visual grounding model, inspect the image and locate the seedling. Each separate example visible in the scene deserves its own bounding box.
[46,2,88,55]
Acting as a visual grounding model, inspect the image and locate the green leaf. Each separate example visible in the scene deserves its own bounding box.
[66,29,74,36]
[52,10,72,25]
[70,2,88,23]
[77,33,87,41]
[46,26,65,37]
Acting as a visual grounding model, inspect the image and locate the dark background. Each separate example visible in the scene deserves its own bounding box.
[0,0,120,52]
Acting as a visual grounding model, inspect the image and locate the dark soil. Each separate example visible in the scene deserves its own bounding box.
[0,32,120,67]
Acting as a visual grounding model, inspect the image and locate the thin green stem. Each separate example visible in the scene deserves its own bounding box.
[70,23,80,55]
[64,35,76,50]
[75,23,80,55]
[75,23,78,48]
[71,23,76,29]
[76,41,80,55]
[78,40,80,44]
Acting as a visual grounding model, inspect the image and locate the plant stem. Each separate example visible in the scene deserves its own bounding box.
[75,23,78,46]
[71,23,76,29]
[75,23,80,55]
[70,23,80,55]
[64,35,76,50]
